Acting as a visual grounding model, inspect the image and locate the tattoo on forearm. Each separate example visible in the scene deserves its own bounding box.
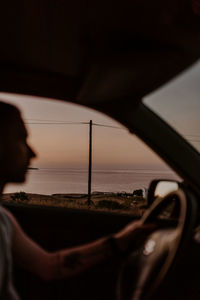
[84,248,108,259]
[62,252,83,269]
[62,239,112,271]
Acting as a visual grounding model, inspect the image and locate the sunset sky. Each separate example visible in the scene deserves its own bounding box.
[0,61,200,172]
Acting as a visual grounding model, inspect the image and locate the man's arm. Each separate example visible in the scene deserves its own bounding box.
[3,207,147,281]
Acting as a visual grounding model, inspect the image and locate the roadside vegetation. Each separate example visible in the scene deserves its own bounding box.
[0,190,147,216]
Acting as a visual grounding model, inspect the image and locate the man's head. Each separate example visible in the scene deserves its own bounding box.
[0,101,36,185]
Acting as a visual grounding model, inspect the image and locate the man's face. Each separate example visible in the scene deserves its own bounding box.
[1,114,36,183]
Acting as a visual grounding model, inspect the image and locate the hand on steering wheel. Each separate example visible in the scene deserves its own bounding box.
[117,188,196,300]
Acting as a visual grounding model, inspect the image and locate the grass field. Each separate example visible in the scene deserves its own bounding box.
[0,192,147,216]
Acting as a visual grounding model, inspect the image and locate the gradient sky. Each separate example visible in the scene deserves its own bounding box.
[0,61,199,172]
[145,60,200,151]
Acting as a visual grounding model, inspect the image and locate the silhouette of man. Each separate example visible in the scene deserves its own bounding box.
[0,101,150,299]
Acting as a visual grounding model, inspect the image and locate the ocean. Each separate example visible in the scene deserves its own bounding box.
[4,168,179,195]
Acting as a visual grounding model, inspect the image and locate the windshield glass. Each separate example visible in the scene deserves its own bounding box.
[0,93,180,216]
[144,61,200,153]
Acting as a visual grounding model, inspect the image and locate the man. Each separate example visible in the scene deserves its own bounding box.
[0,101,151,299]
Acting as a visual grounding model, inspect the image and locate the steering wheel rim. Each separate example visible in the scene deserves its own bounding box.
[117,188,196,300]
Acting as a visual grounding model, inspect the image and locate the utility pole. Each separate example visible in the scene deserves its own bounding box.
[87,120,92,206]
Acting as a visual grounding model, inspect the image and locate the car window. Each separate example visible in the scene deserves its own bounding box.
[144,62,200,153]
[0,93,180,216]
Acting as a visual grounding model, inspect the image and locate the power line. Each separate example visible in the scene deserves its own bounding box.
[25,120,124,129]
[26,118,71,122]
[93,123,123,129]
[184,135,200,139]
[189,140,200,143]
[26,121,88,125]
[26,122,88,125]
[26,119,89,124]
[25,119,200,138]
[184,134,200,137]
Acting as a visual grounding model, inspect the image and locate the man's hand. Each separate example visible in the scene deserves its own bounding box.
[114,221,157,254]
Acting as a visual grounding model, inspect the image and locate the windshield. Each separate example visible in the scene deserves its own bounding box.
[144,61,200,153]
[0,92,180,216]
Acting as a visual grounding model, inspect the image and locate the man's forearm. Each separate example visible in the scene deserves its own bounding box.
[50,236,116,280]
[6,206,147,282]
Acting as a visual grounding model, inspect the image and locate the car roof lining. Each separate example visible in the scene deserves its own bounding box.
[0,0,200,113]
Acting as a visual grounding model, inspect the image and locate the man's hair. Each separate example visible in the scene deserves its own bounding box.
[0,101,20,121]
[0,101,21,136]
[0,101,19,117]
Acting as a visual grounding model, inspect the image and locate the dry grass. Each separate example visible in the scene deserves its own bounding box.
[0,192,147,216]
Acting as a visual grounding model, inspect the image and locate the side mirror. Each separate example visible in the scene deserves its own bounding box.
[147,180,179,207]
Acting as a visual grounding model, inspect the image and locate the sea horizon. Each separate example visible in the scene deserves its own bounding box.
[4,167,180,195]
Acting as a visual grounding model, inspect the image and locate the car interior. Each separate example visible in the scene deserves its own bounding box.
[0,1,200,299]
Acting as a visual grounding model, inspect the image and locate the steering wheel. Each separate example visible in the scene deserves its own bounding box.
[117,188,196,300]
